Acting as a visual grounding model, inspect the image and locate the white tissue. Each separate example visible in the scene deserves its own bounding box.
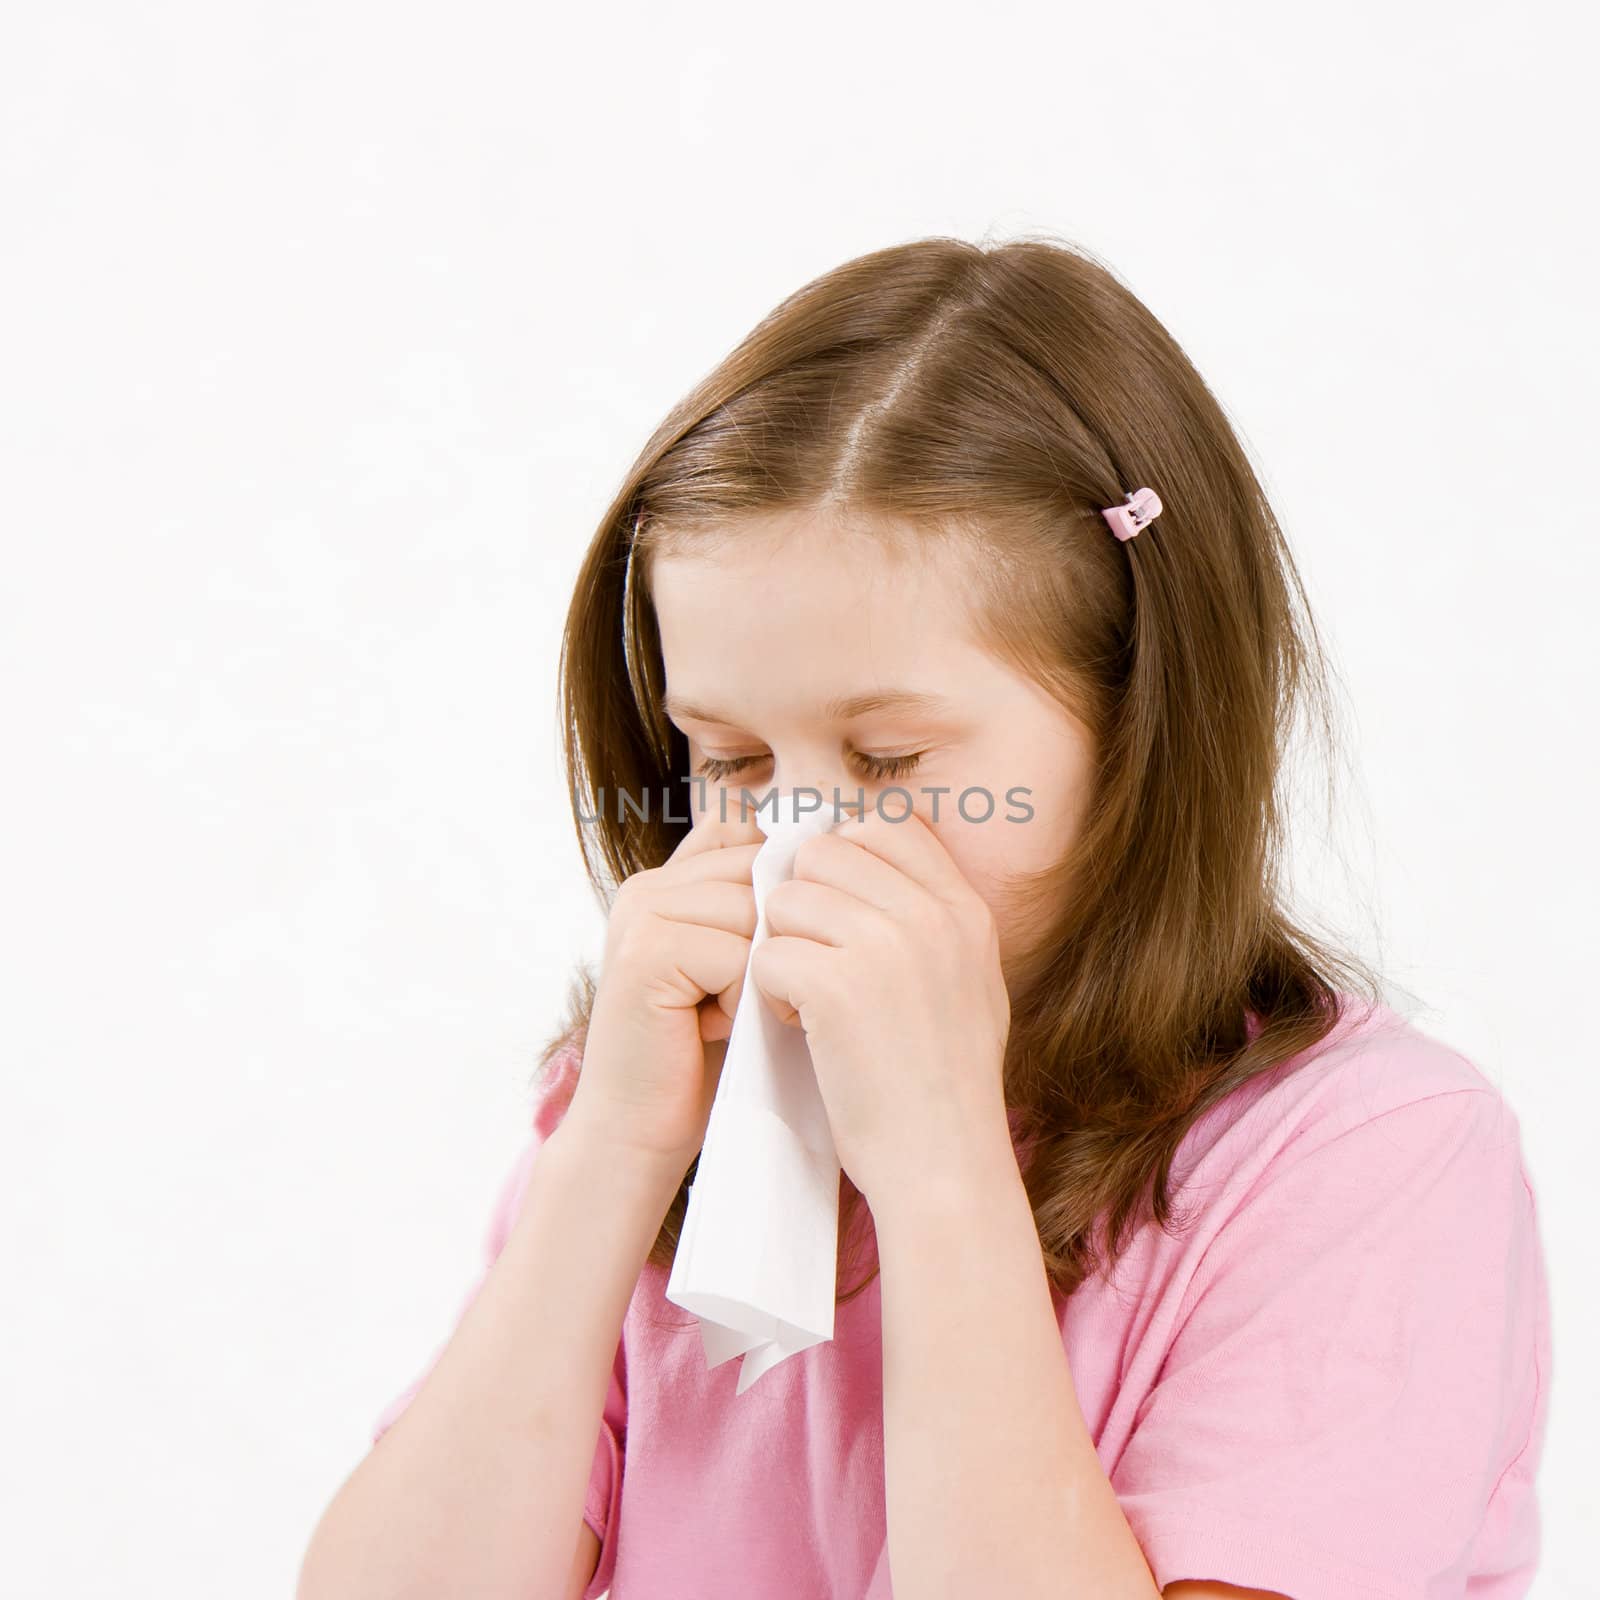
[664,797,845,1394]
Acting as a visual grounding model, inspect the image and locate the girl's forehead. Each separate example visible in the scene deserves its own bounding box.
[652,563,982,695]
[646,513,1006,720]
[649,515,974,620]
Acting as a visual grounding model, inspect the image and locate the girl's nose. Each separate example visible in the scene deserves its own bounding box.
[770,771,871,819]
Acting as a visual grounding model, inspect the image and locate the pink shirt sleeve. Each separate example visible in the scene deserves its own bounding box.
[369,1045,626,1600]
[1111,1084,1550,1600]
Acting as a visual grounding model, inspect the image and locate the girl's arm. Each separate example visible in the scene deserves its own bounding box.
[872,1123,1163,1600]
[296,1119,683,1600]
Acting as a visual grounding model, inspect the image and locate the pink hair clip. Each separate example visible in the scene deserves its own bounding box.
[1101,486,1163,542]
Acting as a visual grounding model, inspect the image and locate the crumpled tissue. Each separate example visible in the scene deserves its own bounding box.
[664,799,845,1394]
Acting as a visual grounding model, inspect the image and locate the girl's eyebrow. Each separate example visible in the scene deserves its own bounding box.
[662,688,954,727]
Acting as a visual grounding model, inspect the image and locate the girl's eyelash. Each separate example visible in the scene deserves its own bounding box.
[693,751,925,782]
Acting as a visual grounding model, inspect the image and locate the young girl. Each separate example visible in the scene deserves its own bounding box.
[298,235,1550,1600]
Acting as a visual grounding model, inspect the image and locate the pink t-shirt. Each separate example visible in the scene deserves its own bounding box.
[370,996,1550,1598]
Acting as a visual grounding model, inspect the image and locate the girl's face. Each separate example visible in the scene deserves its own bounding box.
[648,510,1097,981]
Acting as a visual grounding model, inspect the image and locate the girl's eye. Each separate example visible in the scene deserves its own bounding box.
[693,754,760,780]
[693,751,925,781]
[855,750,924,781]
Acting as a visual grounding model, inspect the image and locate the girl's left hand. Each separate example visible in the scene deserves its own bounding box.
[749,808,1014,1208]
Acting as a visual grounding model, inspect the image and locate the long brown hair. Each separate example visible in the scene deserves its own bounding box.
[534,231,1382,1312]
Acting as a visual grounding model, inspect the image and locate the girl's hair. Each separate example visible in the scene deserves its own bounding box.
[534,231,1382,1315]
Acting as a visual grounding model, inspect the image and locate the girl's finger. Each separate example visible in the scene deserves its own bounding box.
[827,808,980,912]
[639,877,758,941]
[668,800,767,861]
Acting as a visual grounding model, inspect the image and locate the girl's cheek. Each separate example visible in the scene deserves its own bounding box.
[936,832,993,896]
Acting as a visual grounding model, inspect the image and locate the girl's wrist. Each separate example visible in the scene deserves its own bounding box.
[545,1109,692,1203]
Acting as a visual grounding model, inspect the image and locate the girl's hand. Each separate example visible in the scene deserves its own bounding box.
[750,808,1014,1208]
[563,807,765,1174]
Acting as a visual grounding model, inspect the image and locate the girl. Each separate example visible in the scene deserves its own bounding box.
[298,235,1550,1600]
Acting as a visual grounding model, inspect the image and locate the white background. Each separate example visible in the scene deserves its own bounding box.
[2,2,1594,1596]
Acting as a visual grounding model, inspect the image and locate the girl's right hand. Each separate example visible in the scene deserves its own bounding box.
[562,805,766,1175]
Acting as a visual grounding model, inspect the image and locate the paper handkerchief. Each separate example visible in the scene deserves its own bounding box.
[665,798,845,1394]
